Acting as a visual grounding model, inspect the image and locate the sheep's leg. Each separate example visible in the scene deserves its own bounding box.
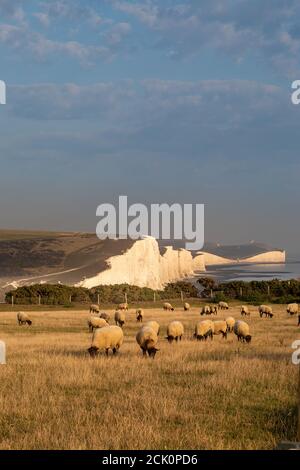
[112,348,117,355]
[105,349,109,356]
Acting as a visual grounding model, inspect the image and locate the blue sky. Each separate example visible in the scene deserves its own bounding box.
[0,0,300,252]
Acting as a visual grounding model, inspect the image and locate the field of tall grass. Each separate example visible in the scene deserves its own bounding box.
[0,304,299,449]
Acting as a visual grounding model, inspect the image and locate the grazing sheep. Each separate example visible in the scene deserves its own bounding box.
[210,305,218,315]
[88,325,124,357]
[259,305,273,318]
[163,302,174,311]
[100,312,110,323]
[17,312,32,326]
[200,305,211,315]
[144,321,160,336]
[118,302,128,311]
[136,326,159,358]
[234,320,251,343]
[218,301,229,310]
[90,304,100,314]
[287,303,299,316]
[114,310,126,327]
[184,302,190,311]
[87,316,108,332]
[226,316,235,333]
[213,320,227,339]
[166,321,184,343]
[241,305,250,316]
[194,320,214,341]
[136,308,144,322]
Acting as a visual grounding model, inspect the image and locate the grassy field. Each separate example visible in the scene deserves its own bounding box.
[0,304,299,450]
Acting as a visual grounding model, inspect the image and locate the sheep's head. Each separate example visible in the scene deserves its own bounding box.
[88,346,98,358]
[148,347,159,358]
[245,335,252,343]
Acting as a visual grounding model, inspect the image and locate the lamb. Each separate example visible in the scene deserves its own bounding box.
[259,305,273,318]
[200,305,211,315]
[136,308,144,322]
[118,302,128,311]
[210,305,218,315]
[90,304,100,314]
[213,320,227,338]
[136,326,159,358]
[88,325,124,357]
[115,310,126,327]
[287,303,299,316]
[226,316,235,333]
[194,320,214,341]
[218,301,229,310]
[241,305,250,316]
[87,316,108,332]
[163,302,174,311]
[100,312,110,323]
[144,321,160,336]
[234,320,251,343]
[184,302,190,311]
[17,311,32,326]
[166,321,184,343]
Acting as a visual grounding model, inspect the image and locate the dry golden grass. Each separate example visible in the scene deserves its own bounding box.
[0,304,299,450]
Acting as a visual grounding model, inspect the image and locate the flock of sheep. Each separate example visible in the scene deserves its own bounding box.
[15,301,300,359]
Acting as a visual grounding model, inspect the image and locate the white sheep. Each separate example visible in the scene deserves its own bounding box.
[213,320,227,339]
[200,305,211,315]
[136,326,159,358]
[90,304,100,314]
[115,310,126,327]
[166,321,184,343]
[163,302,174,311]
[234,320,252,343]
[287,303,299,316]
[194,320,214,341]
[136,308,144,322]
[144,320,160,336]
[218,301,229,310]
[259,305,273,318]
[87,316,108,332]
[100,312,110,323]
[17,312,32,326]
[184,302,190,311]
[226,316,235,333]
[241,305,250,316]
[210,305,218,315]
[88,325,124,357]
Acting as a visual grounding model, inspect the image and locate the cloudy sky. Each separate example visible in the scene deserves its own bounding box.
[0,0,300,253]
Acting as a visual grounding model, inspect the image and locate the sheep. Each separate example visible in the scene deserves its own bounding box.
[144,320,160,336]
[88,325,124,357]
[218,301,229,310]
[200,305,211,315]
[213,320,227,339]
[184,302,190,311]
[241,305,250,316]
[118,302,128,311]
[136,308,144,322]
[259,305,273,318]
[234,320,251,343]
[87,316,108,332]
[100,312,110,323]
[226,316,235,333]
[17,311,32,326]
[287,303,299,316]
[210,305,218,315]
[90,304,100,314]
[136,326,159,358]
[166,321,184,343]
[163,302,174,311]
[194,320,214,341]
[114,310,126,327]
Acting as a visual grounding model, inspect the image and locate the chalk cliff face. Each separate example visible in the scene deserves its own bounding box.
[77,237,205,290]
[200,250,286,266]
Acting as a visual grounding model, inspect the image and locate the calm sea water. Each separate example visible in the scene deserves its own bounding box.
[203,256,300,282]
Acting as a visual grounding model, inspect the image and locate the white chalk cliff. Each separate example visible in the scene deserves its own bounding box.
[77,236,205,290]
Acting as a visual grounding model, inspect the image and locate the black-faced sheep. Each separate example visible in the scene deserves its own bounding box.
[17,312,32,326]
[136,308,144,322]
[115,310,126,327]
[166,321,184,343]
[194,320,214,341]
[88,325,124,357]
[234,320,252,343]
[136,326,159,358]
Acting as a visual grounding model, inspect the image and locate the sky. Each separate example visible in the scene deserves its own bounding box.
[0,0,300,253]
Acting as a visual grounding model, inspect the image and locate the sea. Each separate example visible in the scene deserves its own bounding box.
[201,254,300,283]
